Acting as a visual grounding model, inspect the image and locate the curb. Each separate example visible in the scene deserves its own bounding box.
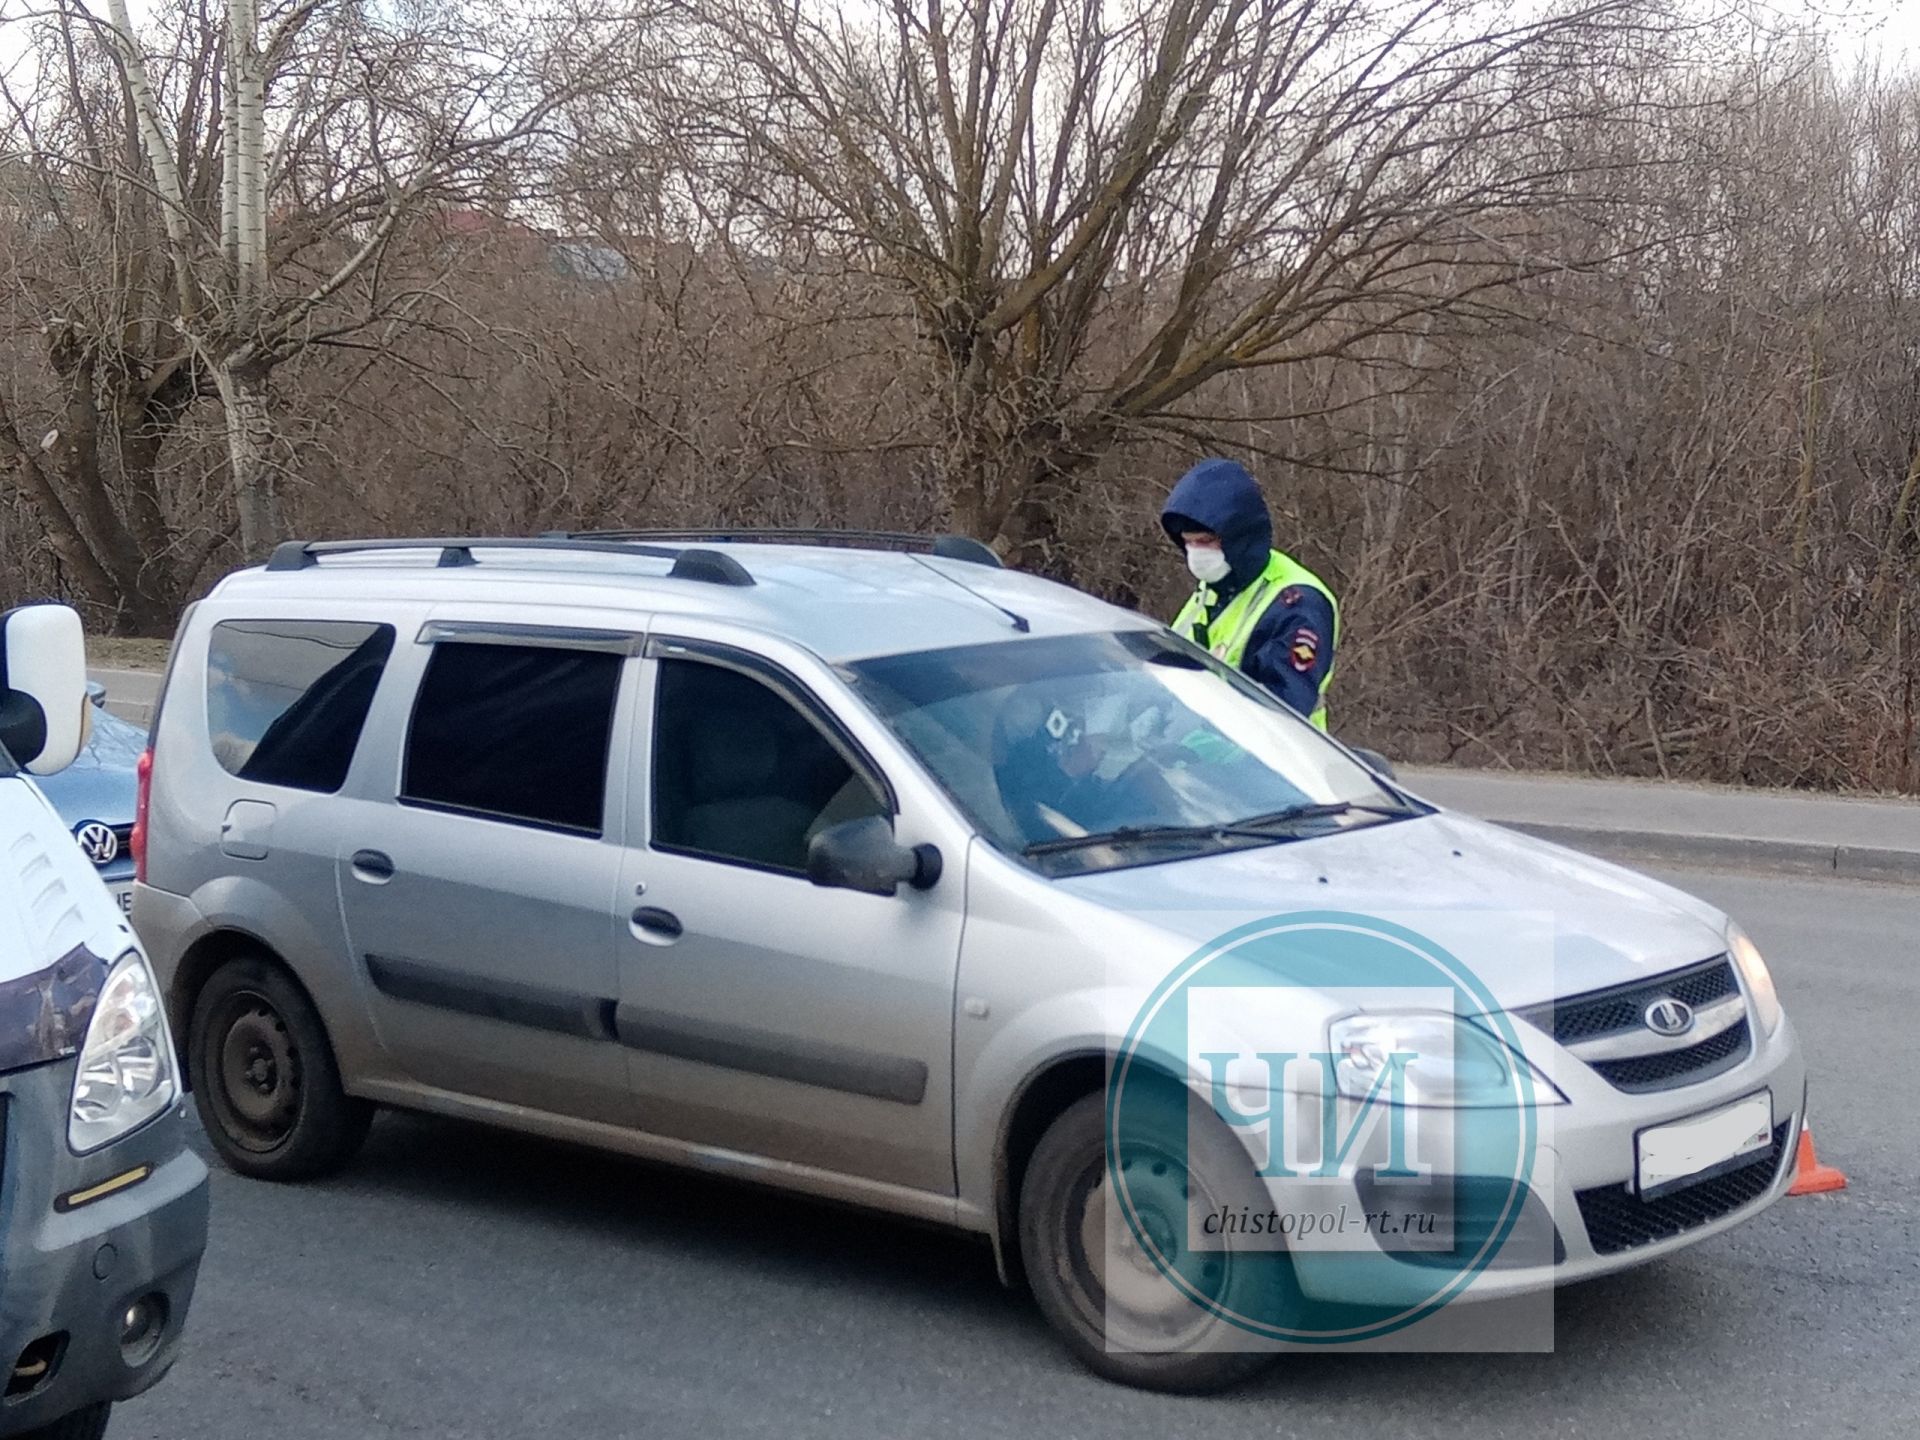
[90,667,159,728]
[1498,820,1920,885]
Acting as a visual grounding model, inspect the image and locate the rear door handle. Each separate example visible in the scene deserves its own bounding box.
[630,906,682,943]
[351,849,395,883]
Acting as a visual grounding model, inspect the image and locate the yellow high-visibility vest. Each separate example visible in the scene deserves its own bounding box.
[1172,549,1339,730]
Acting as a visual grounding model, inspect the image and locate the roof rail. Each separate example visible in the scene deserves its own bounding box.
[262,537,756,586]
[547,527,1004,569]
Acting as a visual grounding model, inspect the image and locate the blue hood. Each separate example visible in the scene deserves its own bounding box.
[1159,458,1273,587]
[31,704,145,829]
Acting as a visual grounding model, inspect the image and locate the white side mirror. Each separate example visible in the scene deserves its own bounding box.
[0,605,88,775]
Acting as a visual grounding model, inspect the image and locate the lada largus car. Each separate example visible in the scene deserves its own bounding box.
[0,605,208,1439]
[133,531,1803,1391]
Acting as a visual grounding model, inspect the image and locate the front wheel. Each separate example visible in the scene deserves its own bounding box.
[188,954,371,1181]
[18,1401,111,1440]
[1018,1087,1291,1393]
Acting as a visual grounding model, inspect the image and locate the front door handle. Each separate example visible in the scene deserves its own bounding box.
[351,849,395,883]
[630,905,683,943]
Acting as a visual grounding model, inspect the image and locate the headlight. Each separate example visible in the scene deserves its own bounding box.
[1329,1011,1565,1108]
[69,950,179,1153]
[1727,923,1782,1036]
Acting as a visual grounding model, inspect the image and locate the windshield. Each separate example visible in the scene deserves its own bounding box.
[845,629,1422,875]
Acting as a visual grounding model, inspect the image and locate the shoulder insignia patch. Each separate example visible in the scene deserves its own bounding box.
[1289,626,1319,672]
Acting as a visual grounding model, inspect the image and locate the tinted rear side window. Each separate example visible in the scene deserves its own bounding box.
[207,620,396,792]
[401,642,622,834]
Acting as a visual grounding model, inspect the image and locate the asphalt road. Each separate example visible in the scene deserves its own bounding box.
[113,864,1917,1439]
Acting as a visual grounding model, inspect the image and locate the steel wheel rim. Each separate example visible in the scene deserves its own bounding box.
[1065,1142,1230,1350]
[207,989,302,1153]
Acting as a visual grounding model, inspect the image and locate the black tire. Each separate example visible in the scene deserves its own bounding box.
[18,1402,111,1440]
[1018,1087,1290,1393]
[188,954,371,1181]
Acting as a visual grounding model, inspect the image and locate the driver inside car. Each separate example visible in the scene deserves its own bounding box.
[990,690,1183,844]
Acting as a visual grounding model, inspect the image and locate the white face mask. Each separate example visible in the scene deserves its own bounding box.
[1186,545,1231,584]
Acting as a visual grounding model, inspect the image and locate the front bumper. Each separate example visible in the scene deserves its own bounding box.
[1278,1010,1808,1310]
[0,1058,209,1437]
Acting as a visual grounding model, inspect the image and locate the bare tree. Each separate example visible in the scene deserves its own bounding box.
[0,0,648,609]
[642,0,1683,569]
[6,0,1915,789]
[0,3,231,628]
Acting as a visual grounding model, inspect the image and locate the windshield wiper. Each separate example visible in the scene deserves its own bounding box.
[1021,801,1426,859]
[1232,800,1422,830]
[1023,822,1289,857]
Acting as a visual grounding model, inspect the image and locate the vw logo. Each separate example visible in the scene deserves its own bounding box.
[74,821,118,868]
[1644,997,1695,1038]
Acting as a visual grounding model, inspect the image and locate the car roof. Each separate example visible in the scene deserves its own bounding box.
[204,540,1159,663]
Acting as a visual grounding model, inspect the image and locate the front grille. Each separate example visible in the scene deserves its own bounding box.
[68,822,133,870]
[1525,957,1738,1045]
[1590,1018,1751,1093]
[1518,957,1751,1093]
[1575,1121,1792,1256]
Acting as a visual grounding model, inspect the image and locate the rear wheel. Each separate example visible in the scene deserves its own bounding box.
[1018,1086,1290,1393]
[188,955,371,1180]
[18,1401,111,1440]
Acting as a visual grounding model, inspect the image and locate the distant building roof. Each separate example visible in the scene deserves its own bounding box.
[548,240,632,282]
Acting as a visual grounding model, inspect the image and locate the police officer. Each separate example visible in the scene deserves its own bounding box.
[1160,457,1339,730]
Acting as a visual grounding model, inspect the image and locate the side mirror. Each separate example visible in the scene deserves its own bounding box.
[0,605,87,775]
[807,815,942,896]
[1349,745,1397,781]
[87,680,107,708]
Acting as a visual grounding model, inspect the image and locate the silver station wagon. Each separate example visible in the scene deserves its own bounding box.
[132,531,1806,1391]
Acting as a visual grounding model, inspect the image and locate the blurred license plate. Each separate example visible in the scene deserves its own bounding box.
[111,884,133,915]
[1636,1092,1772,1200]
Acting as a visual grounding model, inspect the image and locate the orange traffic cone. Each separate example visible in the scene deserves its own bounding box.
[1787,1118,1848,1196]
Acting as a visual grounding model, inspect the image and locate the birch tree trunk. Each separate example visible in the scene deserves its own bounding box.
[230,0,268,311]
[213,362,284,555]
[220,0,279,552]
